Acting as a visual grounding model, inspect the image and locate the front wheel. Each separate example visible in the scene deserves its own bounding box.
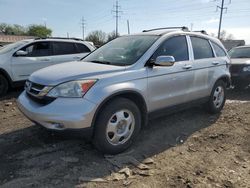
[93,98,141,154]
[205,80,226,114]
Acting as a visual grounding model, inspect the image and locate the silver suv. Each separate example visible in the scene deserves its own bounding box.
[17,27,231,154]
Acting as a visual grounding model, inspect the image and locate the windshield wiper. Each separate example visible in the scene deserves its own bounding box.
[89,60,112,65]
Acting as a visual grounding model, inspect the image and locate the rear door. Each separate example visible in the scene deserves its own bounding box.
[11,41,53,81]
[147,35,195,112]
[51,42,90,64]
[52,42,78,64]
[188,36,216,98]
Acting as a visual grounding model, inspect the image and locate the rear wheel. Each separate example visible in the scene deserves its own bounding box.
[93,98,141,154]
[0,74,8,97]
[206,80,226,114]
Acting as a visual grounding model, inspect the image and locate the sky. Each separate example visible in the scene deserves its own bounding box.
[0,0,250,43]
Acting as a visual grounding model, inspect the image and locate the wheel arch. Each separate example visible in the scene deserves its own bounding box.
[91,90,148,131]
[0,68,12,86]
[217,75,231,88]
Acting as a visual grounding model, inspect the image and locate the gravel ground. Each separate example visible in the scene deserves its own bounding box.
[0,89,249,188]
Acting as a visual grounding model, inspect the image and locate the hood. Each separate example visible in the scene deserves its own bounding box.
[231,58,250,65]
[29,61,126,85]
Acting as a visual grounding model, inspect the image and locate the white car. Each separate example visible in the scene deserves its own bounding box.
[0,38,95,96]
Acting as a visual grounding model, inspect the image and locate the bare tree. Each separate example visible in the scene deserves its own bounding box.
[85,30,107,46]
[210,30,234,41]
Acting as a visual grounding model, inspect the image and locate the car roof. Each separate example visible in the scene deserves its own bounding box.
[130,28,221,44]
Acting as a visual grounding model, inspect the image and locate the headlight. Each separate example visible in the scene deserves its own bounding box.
[47,80,97,98]
[243,66,250,72]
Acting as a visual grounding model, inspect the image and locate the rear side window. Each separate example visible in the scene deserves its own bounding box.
[53,42,78,55]
[152,35,189,62]
[21,42,52,57]
[76,43,91,53]
[211,42,226,57]
[190,37,214,60]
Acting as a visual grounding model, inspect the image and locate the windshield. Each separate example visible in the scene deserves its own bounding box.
[228,47,250,58]
[0,41,29,54]
[83,35,159,66]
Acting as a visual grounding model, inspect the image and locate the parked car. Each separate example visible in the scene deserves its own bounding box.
[17,27,231,154]
[0,37,95,96]
[228,45,250,89]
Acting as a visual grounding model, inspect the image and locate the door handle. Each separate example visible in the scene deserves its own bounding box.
[212,61,219,65]
[73,56,81,59]
[182,64,192,70]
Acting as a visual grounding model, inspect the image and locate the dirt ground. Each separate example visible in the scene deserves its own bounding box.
[0,88,249,188]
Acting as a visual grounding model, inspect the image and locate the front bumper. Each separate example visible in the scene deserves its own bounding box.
[231,72,250,84]
[17,91,97,131]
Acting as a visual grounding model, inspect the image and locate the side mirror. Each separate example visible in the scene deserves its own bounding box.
[153,56,175,66]
[15,50,28,57]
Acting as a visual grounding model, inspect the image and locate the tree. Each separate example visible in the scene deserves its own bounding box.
[0,23,26,35]
[107,31,119,42]
[85,30,107,46]
[27,25,52,37]
[210,30,234,41]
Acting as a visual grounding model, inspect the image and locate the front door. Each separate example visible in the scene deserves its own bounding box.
[11,41,53,81]
[147,35,194,112]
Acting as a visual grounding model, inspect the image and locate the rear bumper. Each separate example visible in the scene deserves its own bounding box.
[17,91,97,131]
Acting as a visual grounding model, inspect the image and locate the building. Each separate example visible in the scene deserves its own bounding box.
[0,34,34,45]
[222,40,245,51]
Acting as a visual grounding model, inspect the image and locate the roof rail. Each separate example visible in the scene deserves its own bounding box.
[193,30,208,35]
[34,37,84,41]
[142,26,189,33]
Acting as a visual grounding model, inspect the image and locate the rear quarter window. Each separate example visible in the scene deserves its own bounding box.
[75,43,91,53]
[190,36,214,60]
[211,42,227,57]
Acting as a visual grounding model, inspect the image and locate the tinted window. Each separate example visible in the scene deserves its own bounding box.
[152,36,189,62]
[21,42,51,57]
[212,42,226,57]
[191,37,214,60]
[53,42,77,55]
[228,47,250,58]
[76,43,90,53]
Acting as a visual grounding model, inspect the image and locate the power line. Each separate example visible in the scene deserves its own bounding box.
[112,0,123,37]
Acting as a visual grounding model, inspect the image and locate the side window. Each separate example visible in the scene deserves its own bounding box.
[211,42,226,57]
[21,42,51,57]
[53,42,78,55]
[76,43,91,53]
[190,37,214,60]
[152,36,189,62]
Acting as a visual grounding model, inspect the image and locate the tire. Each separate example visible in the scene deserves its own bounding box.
[0,74,8,97]
[93,97,141,154]
[206,80,226,114]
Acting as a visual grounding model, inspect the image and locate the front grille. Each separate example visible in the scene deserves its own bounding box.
[230,64,243,74]
[27,92,55,105]
[25,81,55,105]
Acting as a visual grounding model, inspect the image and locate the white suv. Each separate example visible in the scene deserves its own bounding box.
[0,38,95,96]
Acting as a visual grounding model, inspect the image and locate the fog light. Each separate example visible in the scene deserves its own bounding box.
[51,122,64,129]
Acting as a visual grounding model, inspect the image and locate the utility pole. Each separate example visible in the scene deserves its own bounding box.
[127,20,130,34]
[81,17,86,40]
[216,0,230,39]
[112,0,122,37]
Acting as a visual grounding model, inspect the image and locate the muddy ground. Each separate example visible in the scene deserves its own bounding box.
[0,89,249,188]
